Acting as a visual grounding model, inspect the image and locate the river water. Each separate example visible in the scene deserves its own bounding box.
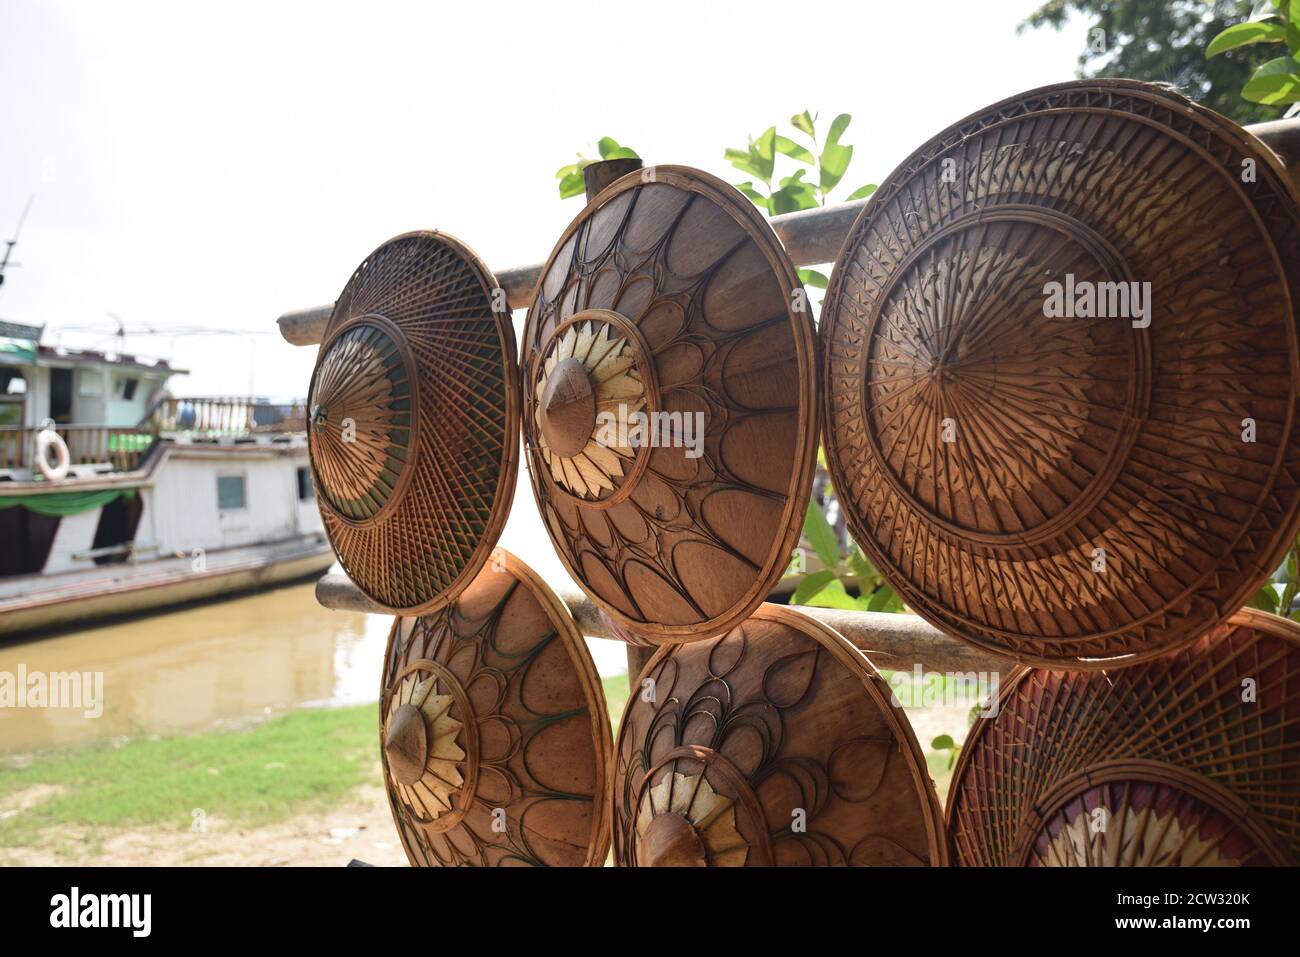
[0,566,629,755]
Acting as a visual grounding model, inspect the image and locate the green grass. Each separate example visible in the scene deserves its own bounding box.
[0,704,378,845]
[602,673,630,730]
[0,680,636,850]
[1,672,954,853]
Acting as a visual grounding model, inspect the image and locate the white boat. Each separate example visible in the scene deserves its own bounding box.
[0,320,332,636]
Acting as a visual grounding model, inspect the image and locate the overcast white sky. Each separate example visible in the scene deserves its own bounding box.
[0,0,1089,398]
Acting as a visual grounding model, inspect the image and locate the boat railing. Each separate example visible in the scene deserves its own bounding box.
[0,396,307,473]
[147,396,307,436]
[0,424,157,473]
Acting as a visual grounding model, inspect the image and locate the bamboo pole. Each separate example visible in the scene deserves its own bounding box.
[313,571,1013,676]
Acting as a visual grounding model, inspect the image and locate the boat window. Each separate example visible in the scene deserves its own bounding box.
[217,474,247,510]
[296,466,313,501]
[78,368,103,397]
[114,376,140,400]
[0,366,23,427]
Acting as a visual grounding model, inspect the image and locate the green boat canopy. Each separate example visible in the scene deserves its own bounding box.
[0,337,37,364]
[0,487,137,517]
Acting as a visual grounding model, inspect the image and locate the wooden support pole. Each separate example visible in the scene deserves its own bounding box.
[314,571,1014,677]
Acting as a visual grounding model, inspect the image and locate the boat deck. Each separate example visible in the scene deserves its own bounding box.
[0,534,336,636]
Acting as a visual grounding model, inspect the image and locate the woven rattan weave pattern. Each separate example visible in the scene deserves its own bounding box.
[821,79,1300,667]
[612,604,945,866]
[523,166,819,645]
[947,608,1300,866]
[381,549,611,866]
[308,231,520,615]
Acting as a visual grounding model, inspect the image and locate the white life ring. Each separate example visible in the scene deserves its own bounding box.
[35,426,70,481]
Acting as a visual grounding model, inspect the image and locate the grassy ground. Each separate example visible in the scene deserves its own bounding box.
[0,705,379,847]
[602,673,629,730]
[0,678,635,851]
[1,668,964,861]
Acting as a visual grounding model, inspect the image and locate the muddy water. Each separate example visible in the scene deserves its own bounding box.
[0,577,389,754]
[0,566,628,755]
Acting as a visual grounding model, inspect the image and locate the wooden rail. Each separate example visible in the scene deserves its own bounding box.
[0,424,155,472]
[314,571,1013,676]
[150,396,306,434]
[0,397,307,473]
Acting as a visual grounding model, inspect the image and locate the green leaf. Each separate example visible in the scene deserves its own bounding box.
[605,147,639,160]
[825,113,851,147]
[752,127,777,182]
[819,142,853,193]
[558,171,586,199]
[725,147,767,183]
[801,577,861,611]
[1207,20,1286,57]
[931,734,955,750]
[733,181,771,213]
[1246,583,1281,613]
[845,183,877,201]
[1243,56,1300,104]
[554,162,584,180]
[791,110,816,137]
[791,569,837,605]
[847,545,875,582]
[867,584,900,612]
[797,268,828,289]
[774,134,815,165]
[597,136,627,159]
[1281,581,1298,616]
[803,499,840,568]
[770,189,814,214]
[770,171,818,214]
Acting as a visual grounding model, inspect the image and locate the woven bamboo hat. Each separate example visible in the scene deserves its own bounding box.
[522,166,819,645]
[307,231,520,615]
[611,604,945,866]
[381,548,611,867]
[820,79,1300,668]
[947,608,1300,866]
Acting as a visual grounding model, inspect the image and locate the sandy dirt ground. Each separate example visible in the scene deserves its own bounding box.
[0,781,408,868]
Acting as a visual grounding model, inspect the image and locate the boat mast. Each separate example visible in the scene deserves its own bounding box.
[0,194,35,289]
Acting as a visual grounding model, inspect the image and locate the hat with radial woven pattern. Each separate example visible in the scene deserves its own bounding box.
[381,548,611,866]
[307,231,519,614]
[820,79,1300,668]
[522,166,819,645]
[947,608,1300,866]
[611,603,945,866]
